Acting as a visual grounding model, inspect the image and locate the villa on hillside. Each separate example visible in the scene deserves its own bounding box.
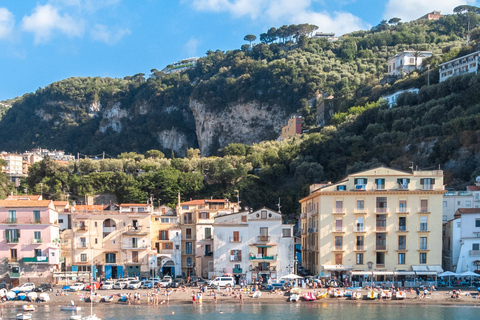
[439,51,480,82]
[387,51,433,77]
[417,11,443,21]
[381,88,419,108]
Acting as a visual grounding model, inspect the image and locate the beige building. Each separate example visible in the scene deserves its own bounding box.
[63,203,154,280]
[280,116,302,140]
[300,167,444,285]
[177,199,240,278]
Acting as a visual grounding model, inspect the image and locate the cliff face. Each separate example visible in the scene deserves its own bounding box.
[190,99,288,156]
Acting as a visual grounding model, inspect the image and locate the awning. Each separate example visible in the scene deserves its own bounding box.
[257,245,272,248]
[427,265,443,273]
[373,271,394,276]
[352,271,372,275]
[412,265,428,272]
[394,271,415,275]
[323,265,353,271]
[415,271,437,275]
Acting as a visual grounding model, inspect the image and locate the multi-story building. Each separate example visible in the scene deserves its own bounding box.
[387,51,432,77]
[299,166,444,284]
[381,88,419,108]
[417,10,443,21]
[65,203,153,280]
[213,208,295,284]
[0,153,25,187]
[443,208,480,273]
[161,57,199,75]
[0,200,60,286]
[315,96,344,126]
[281,116,302,140]
[443,190,473,223]
[467,182,480,208]
[177,199,240,278]
[151,205,181,277]
[439,51,480,83]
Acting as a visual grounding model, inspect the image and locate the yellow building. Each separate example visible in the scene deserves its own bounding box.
[300,167,444,284]
[281,116,302,140]
[65,203,154,280]
[177,199,240,278]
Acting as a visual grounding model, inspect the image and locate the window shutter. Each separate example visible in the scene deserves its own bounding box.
[420,178,424,184]
[430,179,435,183]
[17,229,20,238]
[397,179,402,184]
[354,178,359,184]
[406,178,410,183]
[207,212,210,219]
[5,229,9,242]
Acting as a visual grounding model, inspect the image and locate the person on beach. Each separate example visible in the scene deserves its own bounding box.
[240,292,243,304]
[416,288,420,298]
[214,292,217,303]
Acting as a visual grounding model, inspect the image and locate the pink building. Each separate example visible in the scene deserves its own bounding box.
[0,200,60,284]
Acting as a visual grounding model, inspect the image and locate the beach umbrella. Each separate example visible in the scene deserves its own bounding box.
[62,285,71,291]
[280,274,303,280]
[460,271,478,287]
[438,271,458,287]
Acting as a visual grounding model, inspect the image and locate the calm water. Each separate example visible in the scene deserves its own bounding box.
[4,303,480,320]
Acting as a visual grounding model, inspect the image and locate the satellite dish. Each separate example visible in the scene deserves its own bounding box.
[476,176,480,183]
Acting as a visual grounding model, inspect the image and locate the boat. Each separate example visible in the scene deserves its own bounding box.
[0,288,7,298]
[332,289,344,298]
[395,291,406,300]
[26,292,37,302]
[82,247,101,320]
[352,291,363,300]
[302,292,316,301]
[316,291,327,299]
[100,295,114,302]
[22,305,35,312]
[16,314,32,320]
[290,288,300,302]
[17,293,26,301]
[6,291,16,300]
[70,316,82,320]
[385,291,392,299]
[367,291,378,300]
[61,306,82,312]
[344,290,353,298]
[39,293,50,302]
[252,291,262,298]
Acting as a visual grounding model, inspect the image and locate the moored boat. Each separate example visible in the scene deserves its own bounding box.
[6,291,16,300]
[100,295,114,302]
[39,293,50,302]
[367,291,378,300]
[16,293,26,301]
[302,292,316,301]
[16,314,32,320]
[22,305,35,312]
[395,291,406,300]
[332,289,344,298]
[316,291,327,299]
[26,292,37,302]
[352,291,362,300]
[290,288,301,302]
[61,306,82,312]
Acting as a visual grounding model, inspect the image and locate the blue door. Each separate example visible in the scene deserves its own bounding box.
[105,265,112,279]
[92,266,97,280]
[72,266,78,281]
[117,266,123,279]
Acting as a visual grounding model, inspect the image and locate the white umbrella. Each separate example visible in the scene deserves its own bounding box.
[438,271,458,287]
[460,271,478,287]
[280,274,303,280]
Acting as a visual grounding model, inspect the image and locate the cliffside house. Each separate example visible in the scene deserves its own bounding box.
[417,11,444,21]
[281,116,302,140]
[439,51,480,83]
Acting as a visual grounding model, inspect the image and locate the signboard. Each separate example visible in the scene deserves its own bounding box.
[148,255,157,268]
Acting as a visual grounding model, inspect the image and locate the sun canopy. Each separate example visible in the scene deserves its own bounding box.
[460,271,478,277]
[280,274,303,280]
[438,271,459,277]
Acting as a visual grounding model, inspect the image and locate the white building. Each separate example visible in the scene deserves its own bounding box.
[443,208,480,273]
[387,51,432,77]
[213,208,295,285]
[467,183,480,208]
[161,57,199,75]
[381,88,419,108]
[443,190,473,223]
[439,51,479,82]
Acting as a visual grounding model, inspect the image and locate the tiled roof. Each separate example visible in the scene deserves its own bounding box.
[5,195,42,201]
[180,200,206,205]
[120,203,149,207]
[205,199,227,203]
[74,205,106,212]
[456,208,480,214]
[0,200,52,208]
[53,201,68,206]
[467,186,480,191]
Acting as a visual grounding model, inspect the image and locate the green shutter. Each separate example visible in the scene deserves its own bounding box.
[397,179,402,184]
[5,229,9,242]
[354,178,358,184]
[406,178,410,183]
[375,179,379,184]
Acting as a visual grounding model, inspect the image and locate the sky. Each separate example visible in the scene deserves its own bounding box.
[0,0,478,101]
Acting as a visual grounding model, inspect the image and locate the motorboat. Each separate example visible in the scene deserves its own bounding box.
[352,291,363,300]
[70,315,82,320]
[17,293,26,301]
[367,291,378,300]
[61,306,82,312]
[385,291,392,299]
[332,289,344,298]
[6,291,16,300]
[26,292,38,301]
[251,291,261,298]
[16,314,32,320]
[302,292,316,301]
[39,293,50,302]
[395,291,406,300]
[22,305,35,312]
[316,291,327,299]
[344,290,352,298]
[290,288,300,302]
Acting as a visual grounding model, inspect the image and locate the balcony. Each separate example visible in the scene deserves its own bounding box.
[333,209,346,215]
[353,226,367,232]
[6,238,19,244]
[421,185,434,191]
[159,249,174,254]
[251,265,276,272]
[375,245,388,251]
[396,208,410,214]
[78,242,87,248]
[308,227,318,233]
[354,246,365,251]
[418,208,430,214]
[105,259,116,264]
[396,226,408,232]
[375,226,387,232]
[182,250,196,255]
[123,226,148,235]
[300,213,307,219]
[3,218,17,224]
[332,246,344,252]
[229,237,243,243]
[76,226,88,232]
[396,246,407,252]
[470,250,480,256]
[309,245,318,251]
[122,243,148,250]
[418,246,429,251]
[354,209,368,215]
[374,208,389,214]
[184,219,194,225]
[8,258,18,263]
[249,255,277,261]
[230,256,242,262]
[204,252,213,256]
[257,236,270,242]
[332,227,345,233]
[185,262,195,268]
[32,238,43,244]
[233,268,242,274]
[354,184,366,190]
[23,256,49,263]
[417,228,430,233]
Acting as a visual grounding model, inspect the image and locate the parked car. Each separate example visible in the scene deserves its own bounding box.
[159,279,171,288]
[127,280,142,289]
[32,283,51,292]
[86,282,101,291]
[163,275,172,281]
[12,283,35,292]
[69,283,86,291]
[141,281,153,289]
[113,281,128,290]
[170,278,185,288]
[101,281,115,290]
[189,277,207,286]
[209,277,235,288]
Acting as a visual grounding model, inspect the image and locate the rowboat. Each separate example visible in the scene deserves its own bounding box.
[16,314,32,320]
[22,305,35,312]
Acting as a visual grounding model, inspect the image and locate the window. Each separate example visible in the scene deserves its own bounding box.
[335,254,342,265]
[375,178,385,190]
[94,222,97,227]
[443,201,447,208]
[376,233,386,250]
[356,253,363,264]
[398,253,405,264]
[241,215,247,222]
[230,249,242,262]
[336,185,346,191]
[8,210,16,223]
[80,253,87,262]
[260,227,268,241]
[34,231,41,242]
[205,244,212,256]
[473,243,480,251]
[186,257,193,267]
[261,210,267,219]
[420,237,427,250]
[185,242,192,254]
[131,237,138,248]
[205,227,212,239]
[335,200,343,213]
[10,249,17,260]
[282,229,291,237]
[357,200,364,210]
[33,211,40,223]
[160,230,169,240]
[420,217,428,231]
[398,200,407,212]
[376,214,387,231]
[94,238,98,244]
[420,199,429,212]
[356,236,364,250]
[398,217,406,231]
[186,228,192,239]
[132,251,138,263]
[34,249,42,257]
[419,252,427,264]
[376,252,385,265]
[59,219,64,223]
[356,217,364,232]
[132,220,139,230]
[335,219,343,232]
[105,253,116,264]
[354,178,367,189]
[200,212,209,219]
[420,178,434,190]
[233,231,240,242]
[476,219,480,228]
[466,200,472,208]
[376,197,387,213]
[398,236,406,250]
[397,178,410,189]
[335,236,343,250]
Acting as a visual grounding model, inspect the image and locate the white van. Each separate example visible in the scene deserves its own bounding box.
[209,277,235,288]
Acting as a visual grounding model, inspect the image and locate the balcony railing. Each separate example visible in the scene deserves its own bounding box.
[184,219,194,224]
[249,255,276,260]
[4,218,17,224]
[78,242,87,248]
[418,246,429,251]
[233,268,242,274]
[105,259,116,264]
[159,249,174,254]
[396,226,408,232]
[23,256,48,263]
[251,265,276,272]
[257,236,270,242]
[375,226,387,232]
[333,209,346,215]
[182,250,196,255]
[333,245,344,251]
[418,227,430,233]
[122,243,148,250]
[333,227,345,233]
[8,258,18,262]
[418,207,430,214]
[32,238,43,244]
[300,213,307,219]
[354,245,365,251]
[396,208,410,214]
[375,245,387,251]
[397,246,407,251]
[204,252,213,256]
[229,237,242,242]
[470,250,480,256]
[375,208,389,213]
[353,226,367,232]
[421,185,433,190]
[230,256,242,262]
[6,238,19,244]
[76,226,88,231]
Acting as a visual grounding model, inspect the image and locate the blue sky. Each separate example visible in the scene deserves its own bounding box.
[0,0,477,101]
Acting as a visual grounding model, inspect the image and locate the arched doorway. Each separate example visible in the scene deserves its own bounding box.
[102,219,116,238]
[159,256,175,277]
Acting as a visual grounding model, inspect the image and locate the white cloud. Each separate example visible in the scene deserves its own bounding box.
[185,0,370,35]
[21,4,84,43]
[50,0,122,12]
[90,24,130,45]
[383,0,476,21]
[0,7,14,39]
[184,37,201,57]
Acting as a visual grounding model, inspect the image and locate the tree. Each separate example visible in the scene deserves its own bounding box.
[412,50,425,70]
[145,149,165,159]
[244,34,257,46]
[388,17,401,25]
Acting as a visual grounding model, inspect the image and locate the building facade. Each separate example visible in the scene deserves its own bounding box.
[281,116,302,140]
[381,88,419,108]
[439,51,479,82]
[213,208,295,284]
[443,190,473,223]
[300,167,444,283]
[417,11,443,21]
[387,51,433,77]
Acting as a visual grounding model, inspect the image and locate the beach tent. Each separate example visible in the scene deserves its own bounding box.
[460,271,478,287]
[438,271,458,287]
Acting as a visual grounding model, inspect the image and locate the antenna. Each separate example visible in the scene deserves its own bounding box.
[277,197,281,213]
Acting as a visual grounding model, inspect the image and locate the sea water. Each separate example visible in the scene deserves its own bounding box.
[5,302,479,320]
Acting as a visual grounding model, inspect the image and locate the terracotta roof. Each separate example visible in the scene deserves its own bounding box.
[456,208,480,214]
[205,199,227,203]
[5,195,42,201]
[467,186,480,191]
[0,200,52,208]
[74,205,106,212]
[120,203,149,207]
[180,200,206,205]
[53,201,68,206]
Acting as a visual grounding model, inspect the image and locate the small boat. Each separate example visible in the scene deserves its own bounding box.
[100,295,114,302]
[385,291,392,299]
[16,314,32,320]
[17,293,26,301]
[70,315,82,320]
[344,290,353,298]
[395,291,406,300]
[302,292,316,301]
[352,291,363,300]
[22,305,35,312]
[61,306,82,312]
[82,315,101,320]
[6,291,16,300]
[26,292,38,301]
[332,289,344,298]
[252,291,262,298]
[367,291,378,300]
[0,288,7,298]
[316,291,328,299]
[290,288,300,302]
[39,293,50,302]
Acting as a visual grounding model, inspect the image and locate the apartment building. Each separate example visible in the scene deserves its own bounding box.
[299,167,444,284]
[177,199,240,278]
[213,208,295,284]
[0,200,60,286]
[387,51,432,77]
[0,153,25,187]
[443,190,473,222]
[439,51,480,82]
[281,116,302,140]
